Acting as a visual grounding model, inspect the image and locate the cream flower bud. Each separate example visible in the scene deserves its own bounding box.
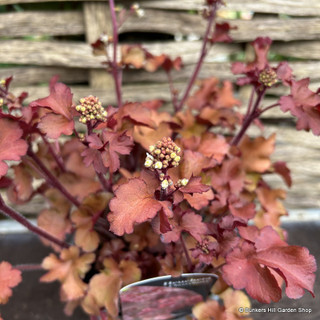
[181,178,189,186]
[161,179,169,189]
[170,152,177,159]
[154,161,163,169]
[149,145,155,152]
[144,158,153,168]
[174,156,181,162]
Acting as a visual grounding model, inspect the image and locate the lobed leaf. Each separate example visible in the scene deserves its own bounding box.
[0,262,22,304]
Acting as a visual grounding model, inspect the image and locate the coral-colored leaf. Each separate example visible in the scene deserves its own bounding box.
[180,176,210,194]
[108,178,163,235]
[82,273,122,317]
[198,133,229,164]
[40,246,95,300]
[0,262,22,304]
[239,134,276,173]
[121,45,146,69]
[7,164,33,204]
[117,102,156,128]
[30,79,73,119]
[38,113,74,139]
[0,119,28,178]
[184,189,214,210]
[181,150,216,178]
[220,288,253,320]
[192,300,226,320]
[71,193,112,252]
[229,202,256,222]
[38,209,71,251]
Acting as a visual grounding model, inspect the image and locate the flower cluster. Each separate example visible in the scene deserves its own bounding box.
[75,95,108,124]
[144,137,182,170]
[259,68,278,87]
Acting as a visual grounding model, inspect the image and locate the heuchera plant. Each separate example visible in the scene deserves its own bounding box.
[0,0,317,319]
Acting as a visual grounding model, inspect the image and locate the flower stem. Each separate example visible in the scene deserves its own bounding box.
[180,234,193,272]
[15,264,43,272]
[259,102,280,115]
[231,88,266,146]
[40,133,66,172]
[97,172,112,192]
[0,195,69,248]
[166,71,178,110]
[27,149,80,208]
[109,0,123,108]
[175,4,218,111]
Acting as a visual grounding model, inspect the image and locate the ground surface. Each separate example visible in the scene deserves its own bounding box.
[0,222,319,320]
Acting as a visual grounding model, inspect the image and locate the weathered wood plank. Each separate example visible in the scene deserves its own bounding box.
[120,11,320,42]
[273,41,320,60]
[83,2,114,88]
[0,11,84,37]
[0,40,105,68]
[1,0,320,17]
[0,40,239,67]
[2,9,320,41]
[139,0,320,17]
[10,83,186,104]
[0,67,88,85]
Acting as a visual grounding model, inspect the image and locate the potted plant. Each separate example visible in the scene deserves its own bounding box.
[0,0,317,319]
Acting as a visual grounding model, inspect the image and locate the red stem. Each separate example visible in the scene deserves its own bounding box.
[97,172,112,192]
[0,195,69,248]
[231,88,266,146]
[109,0,123,108]
[15,264,43,272]
[244,87,255,120]
[259,102,280,114]
[166,71,178,110]
[27,149,80,208]
[40,133,66,172]
[175,4,218,111]
[180,234,193,272]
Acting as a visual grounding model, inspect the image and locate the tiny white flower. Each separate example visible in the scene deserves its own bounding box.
[161,179,169,189]
[181,178,189,186]
[154,161,163,169]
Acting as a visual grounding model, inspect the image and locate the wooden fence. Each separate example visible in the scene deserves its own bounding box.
[1,0,320,213]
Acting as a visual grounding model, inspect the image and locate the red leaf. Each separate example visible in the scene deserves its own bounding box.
[222,241,282,303]
[273,161,292,187]
[239,134,276,173]
[179,176,210,194]
[223,226,316,302]
[108,178,165,235]
[38,113,74,139]
[184,189,214,210]
[0,261,22,304]
[116,102,156,128]
[162,211,207,243]
[0,119,28,178]
[30,78,73,119]
[211,22,234,43]
[279,78,320,135]
[181,150,216,178]
[82,131,133,174]
[229,202,256,222]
